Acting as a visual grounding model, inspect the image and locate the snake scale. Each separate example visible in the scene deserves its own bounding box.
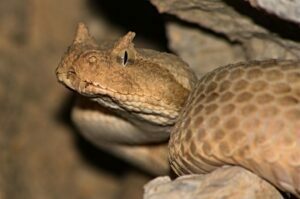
[56,23,300,197]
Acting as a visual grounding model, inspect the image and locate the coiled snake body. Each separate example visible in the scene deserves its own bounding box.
[56,23,300,197]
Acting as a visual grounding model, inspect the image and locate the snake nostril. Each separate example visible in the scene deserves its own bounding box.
[67,68,77,78]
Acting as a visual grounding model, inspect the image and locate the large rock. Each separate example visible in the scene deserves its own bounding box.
[144,166,283,199]
[246,0,300,24]
[150,0,300,76]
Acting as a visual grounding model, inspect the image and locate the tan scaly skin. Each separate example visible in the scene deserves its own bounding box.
[56,23,300,197]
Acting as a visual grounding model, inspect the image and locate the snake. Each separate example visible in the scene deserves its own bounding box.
[56,23,300,197]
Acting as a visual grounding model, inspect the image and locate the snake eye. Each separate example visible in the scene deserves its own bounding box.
[122,51,128,65]
[117,49,134,66]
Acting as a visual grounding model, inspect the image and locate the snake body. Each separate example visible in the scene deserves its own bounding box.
[56,23,300,197]
[169,60,300,196]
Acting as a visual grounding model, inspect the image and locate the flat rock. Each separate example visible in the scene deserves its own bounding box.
[144,166,283,199]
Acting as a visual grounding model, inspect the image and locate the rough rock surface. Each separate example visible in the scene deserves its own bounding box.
[150,0,300,75]
[144,167,283,199]
[166,22,245,77]
[246,0,300,24]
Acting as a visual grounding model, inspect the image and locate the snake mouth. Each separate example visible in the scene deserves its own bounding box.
[56,68,180,127]
[56,70,107,98]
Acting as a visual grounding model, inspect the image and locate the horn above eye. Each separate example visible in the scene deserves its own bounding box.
[73,23,97,45]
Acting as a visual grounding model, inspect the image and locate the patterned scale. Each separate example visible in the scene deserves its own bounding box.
[169,60,300,196]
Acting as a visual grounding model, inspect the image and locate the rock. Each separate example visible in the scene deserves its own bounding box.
[166,22,245,77]
[150,0,300,77]
[144,166,283,199]
[246,0,300,24]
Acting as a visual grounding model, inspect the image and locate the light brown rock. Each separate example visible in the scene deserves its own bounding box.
[166,22,245,77]
[144,167,283,199]
[150,0,300,77]
[246,0,300,24]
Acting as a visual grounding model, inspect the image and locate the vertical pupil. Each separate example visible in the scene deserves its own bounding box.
[123,51,128,65]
